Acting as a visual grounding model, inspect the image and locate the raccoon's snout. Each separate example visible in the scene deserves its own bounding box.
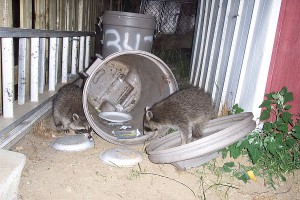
[143,124,158,132]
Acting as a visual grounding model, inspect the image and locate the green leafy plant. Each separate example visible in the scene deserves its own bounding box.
[229,103,244,115]
[221,86,300,189]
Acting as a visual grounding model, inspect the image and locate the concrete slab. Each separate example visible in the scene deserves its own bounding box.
[0,149,26,200]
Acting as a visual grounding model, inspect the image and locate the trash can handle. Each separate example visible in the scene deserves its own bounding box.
[85,57,104,75]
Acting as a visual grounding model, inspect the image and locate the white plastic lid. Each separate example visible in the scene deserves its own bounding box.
[51,135,94,151]
[99,147,143,167]
[99,112,132,123]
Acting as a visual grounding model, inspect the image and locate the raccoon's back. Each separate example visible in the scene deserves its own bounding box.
[53,84,85,118]
[176,87,214,117]
[153,87,215,119]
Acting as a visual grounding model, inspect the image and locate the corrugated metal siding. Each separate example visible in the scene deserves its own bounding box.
[190,0,281,118]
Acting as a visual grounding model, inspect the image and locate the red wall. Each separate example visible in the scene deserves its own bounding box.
[266,0,300,116]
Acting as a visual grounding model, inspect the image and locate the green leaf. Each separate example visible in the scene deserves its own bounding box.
[237,173,250,183]
[236,140,243,147]
[279,163,286,170]
[222,162,234,173]
[238,139,250,149]
[223,162,235,168]
[283,154,292,162]
[286,136,296,147]
[275,133,284,144]
[265,93,274,100]
[235,106,244,114]
[266,142,277,155]
[263,122,272,132]
[280,174,287,182]
[284,105,292,110]
[221,149,228,158]
[230,104,244,114]
[248,146,261,164]
[271,122,277,129]
[281,112,293,123]
[259,100,271,108]
[292,125,300,132]
[260,110,271,121]
[292,125,300,139]
[264,136,272,147]
[284,92,294,102]
[248,137,256,145]
[297,132,300,140]
[222,166,232,173]
[280,86,287,95]
[277,123,288,133]
[272,93,280,100]
[230,147,241,159]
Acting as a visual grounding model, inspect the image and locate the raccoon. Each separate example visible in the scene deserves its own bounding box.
[52,83,89,134]
[144,86,215,144]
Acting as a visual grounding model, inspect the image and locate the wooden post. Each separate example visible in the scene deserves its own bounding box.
[35,0,46,29]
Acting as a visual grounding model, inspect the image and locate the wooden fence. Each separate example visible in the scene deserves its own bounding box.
[0,0,102,149]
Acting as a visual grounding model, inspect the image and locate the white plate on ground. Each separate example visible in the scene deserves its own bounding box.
[99,147,143,167]
[51,135,94,151]
[99,112,132,123]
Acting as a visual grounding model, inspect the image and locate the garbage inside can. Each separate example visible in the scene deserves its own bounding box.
[82,50,178,145]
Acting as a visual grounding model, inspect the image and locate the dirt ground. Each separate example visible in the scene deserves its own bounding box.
[14,115,300,200]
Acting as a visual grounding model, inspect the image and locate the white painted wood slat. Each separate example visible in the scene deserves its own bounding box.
[1,38,14,118]
[62,37,70,83]
[30,38,39,102]
[85,36,91,68]
[71,37,79,75]
[79,36,85,72]
[49,38,57,91]
[38,38,46,93]
[18,38,27,105]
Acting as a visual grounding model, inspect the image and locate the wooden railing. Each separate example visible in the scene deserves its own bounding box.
[0,27,96,149]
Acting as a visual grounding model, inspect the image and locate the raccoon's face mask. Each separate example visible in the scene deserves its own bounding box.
[143,108,158,132]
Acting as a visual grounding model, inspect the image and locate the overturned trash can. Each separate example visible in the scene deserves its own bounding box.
[82,50,178,145]
[81,51,256,169]
[101,11,156,58]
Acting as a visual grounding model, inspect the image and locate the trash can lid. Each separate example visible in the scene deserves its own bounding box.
[102,11,156,30]
[99,147,143,167]
[51,135,94,152]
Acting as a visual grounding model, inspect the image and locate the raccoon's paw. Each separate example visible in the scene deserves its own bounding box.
[63,129,70,133]
[55,125,65,132]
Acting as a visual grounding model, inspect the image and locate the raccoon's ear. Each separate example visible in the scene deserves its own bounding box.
[145,106,151,111]
[73,114,80,122]
[145,110,153,120]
